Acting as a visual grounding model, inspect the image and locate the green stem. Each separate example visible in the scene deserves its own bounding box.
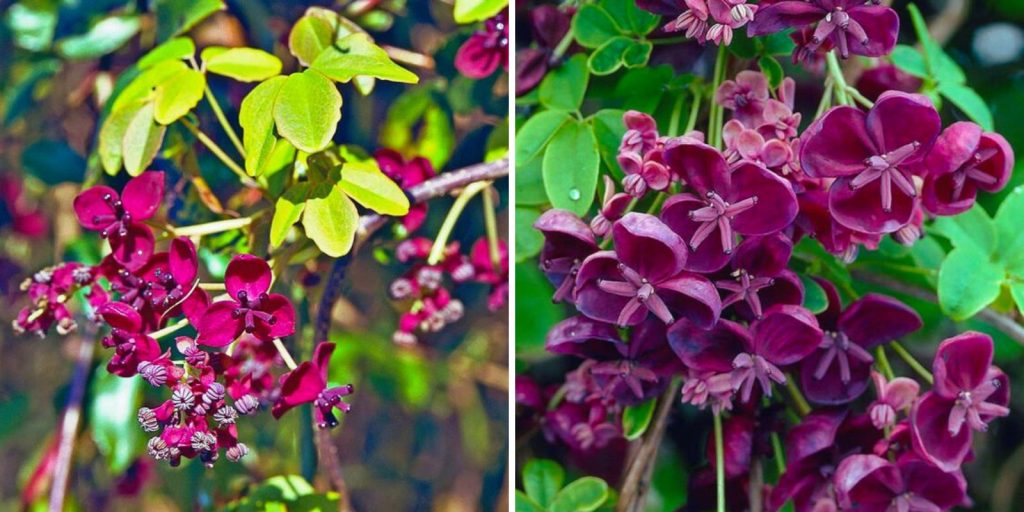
[551,30,574,62]
[770,432,786,475]
[273,338,298,371]
[784,375,812,416]
[846,86,876,108]
[481,185,502,270]
[150,318,189,340]
[173,216,253,237]
[714,412,726,512]
[668,94,686,137]
[427,180,491,265]
[685,89,702,133]
[645,192,667,215]
[875,345,896,381]
[708,45,729,149]
[815,77,835,119]
[825,51,851,106]
[651,36,690,46]
[179,118,254,186]
[890,341,934,385]
[204,87,247,159]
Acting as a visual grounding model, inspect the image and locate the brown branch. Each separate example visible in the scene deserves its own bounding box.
[851,270,1024,346]
[49,333,97,512]
[617,380,680,512]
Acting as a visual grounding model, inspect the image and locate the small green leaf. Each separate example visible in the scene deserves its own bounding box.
[761,30,797,56]
[122,102,166,176]
[799,274,829,314]
[995,186,1024,271]
[622,398,656,440]
[938,244,1004,321]
[622,40,652,68]
[601,0,661,35]
[516,208,544,262]
[572,4,622,49]
[889,45,928,79]
[153,67,205,125]
[589,36,634,76]
[759,55,784,89]
[240,75,288,176]
[89,373,144,473]
[337,161,410,215]
[57,15,140,59]
[540,54,589,111]
[273,71,342,153]
[728,30,758,59]
[139,37,194,69]
[515,156,548,206]
[550,477,609,512]
[516,110,572,164]
[1009,281,1024,317]
[906,4,965,84]
[153,0,225,41]
[938,82,994,131]
[289,13,336,66]
[523,459,565,507]
[99,101,145,174]
[543,119,600,216]
[113,59,189,112]
[203,47,283,82]
[929,204,996,254]
[270,183,309,248]
[453,0,509,23]
[303,183,358,257]
[311,33,418,84]
[515,491,546,512]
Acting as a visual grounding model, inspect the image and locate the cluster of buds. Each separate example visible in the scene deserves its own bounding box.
[14,263,105,336]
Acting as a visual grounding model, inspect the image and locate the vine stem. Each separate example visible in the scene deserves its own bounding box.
[617,380,680,512]
[150,318,189,340]
[825,51,851,106]
[426,180,492,265]
[684,89,702,133]
[273,338,299,371]
[482,185,502,269]
[890,341,934,385]
[876,345,896,381]
[714,412,726,512]
[203,87,246,158]
[668,94,685,137]
[784,374,811,416]
[49,332,97,512]
[172,217,253,237]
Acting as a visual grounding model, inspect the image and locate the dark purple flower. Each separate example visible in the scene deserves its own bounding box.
[272,342,354,428]
[661,140,798,272]
[661,0,757,46]
[795,185,882,260]
[834,454,965,512]
[716,71,770,127]
[867,371,919,430]
[106,238,207,331]
[910,332,1010,472]
[855,64,922,102]
[197,254,296,347]
[469,237,509,311]
[534,209,599,303]
[574,213,721,328]
[0,175,47,238]
[73,171,163,270]
[455,10,508,79]
[748,0,899,59]
[515,5,571,96]
[800,280,921,405]
[99,302,163,378]
[800,92,940,234]
[670,305,822,403]
[920,121,1014,216]
[591,176,633,238]
[716,233,804,319]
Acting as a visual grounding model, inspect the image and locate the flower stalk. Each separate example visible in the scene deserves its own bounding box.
[427,180,492,265]
[714,412,726,512]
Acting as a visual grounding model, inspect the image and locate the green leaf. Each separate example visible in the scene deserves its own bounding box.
[573,5,622,49]
[550,477,609,512]
[906,4,965,84]
[153,67,205,125]
[312,33,418,84]
[122,102,166,176]
[515,491,546,512]
[453,0,509,23]
[100,101,145,174]
[5,3,57,52]
[938,82,994,131]
[543,119,600,216]
[113,60,189,112]
[240,75,288,176]
[203,47,283,82]
[590,109,628,176]
[516,208,544,262]
[337,161,410,215]
[889,45,928,79]
[153,0,225,41]
[273,71,342,153]
[516,110,572,164]
[1009,281,1024,317]
[761,30,797,56]
[759,55,784,89]
[728,30,758,59]
[139,37,195,69]
[995,186,1024,271]
[57,15,140,59]
[929,204,996,254]
[540,54,589,111]
[523,459,565,508]
[516,156,548,206]
[601,0,660,35]
[303,183,358,257]
[89,373,143,473]
[270,183,309,248]
[589,37,634,76]
[799,274,829,314]
[938,244,1004,321]
[622,40,652,68]
[289,13,336,66]
[622,398,656,440]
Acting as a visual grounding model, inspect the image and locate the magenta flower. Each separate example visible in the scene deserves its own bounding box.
[661,140,798,272]
[911,332,1010,472]
[0,175,47,238]
[617,111,670,197]
[534,209,598,303]
[670,305,821,403]
[455,10,508,79]
[868,371,919,430]
[14,262,93,336]
[590,176,633,237]
[574,213,721,328]
[468,237,509,311]
[99,302,162,378]
[717,233,804,320]
[722,120,794,171]
[920,121,1014,216]
[272,342,354,428]
[516,5,571,96]
[73,171,163,270]
[106,237,207,331]
[716,71,770,127]
[748,0,899,59]
[799,279,921,405]
[834,454,965,512]
[197,254,296,347]
[800,92,940,234]
[661,0,757,46]
[375,149,436,233]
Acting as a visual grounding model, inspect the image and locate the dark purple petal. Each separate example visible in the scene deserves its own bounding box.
[197,300,244,347]
[839,294,921,348]
[545,315,625,360]
[800,349,873,405]
[530,5,570,48]
[752,305,821,365]
[455,33,502,79]
[260,293,296,339]
[122,171,164,221]
[73,186,119,230]
[169,237,198,285]
[225,254,273,299]
[829,174,917,234]
[179,288,209,326]
[628,318,681,374]
[729,163,799,235]
[271,361,326,418]
[786,408,846,464]
[108,223,155,271]
[669,317,749,373]
[662,139,731,195]
[846,5,899,58]
[865,92,940,160]
[899,457,966,509]
[100,301,143,332]
[612,213,687,283]
[656,272,722,329]
[800,106,875,178]
[708,414,755,478]
[660,194,731,273]
[933,331,993,398]
[312,341,334,381]
[834,454,900,510]
[747,1,825,36]
[910,391,971,472]
[515,49,548,96]
[813,277,842,331]
[575,251,641,324]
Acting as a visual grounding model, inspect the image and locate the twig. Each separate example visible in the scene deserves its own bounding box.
[49,333,97,512]
[617,380,680,512]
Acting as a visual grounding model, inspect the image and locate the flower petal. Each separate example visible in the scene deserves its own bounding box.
[846,5,900,58]
[662,139,731,196]
[169,237,198,285]
[575,251,640,325]
[261,293,297,340]
[99,301,143,332]
[225,254,273,299]
[668,318,748,373]
[729,163,798,235]
[545,315,625,360]
[612,213,687,283]
[122,171,165,221]
[752,305,822,365]
[312,341,335,382]
[799,106,875,178]
[73,186,119,230]
[813,277,843,331]
[839,294,921,349]
[932,331,993,398]
[733,234,792,277]
[800,350,873,405]
[910,392,971,472]
[746,1,824,36]
[108,223,155,271]
[899,457,966,510]
[661,193,731,273]
[455,33,501,79]
[865,92,940,161]
[197,300,244,347]
[272,361,326,418]
[656,273,722,329]
[829,174,917,234]
[834,454,899,509]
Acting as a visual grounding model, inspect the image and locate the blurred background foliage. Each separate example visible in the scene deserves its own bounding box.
[0,0,508,510]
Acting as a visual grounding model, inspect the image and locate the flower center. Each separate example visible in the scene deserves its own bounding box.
[93,193,134,239]
[687,191,758,253]
[543,256,582,303]
[813,330,874,383]
[949,147,1000,201]
[948,377,1009,435]
[596,263,674,326]
[231,290,278,333]
[850,141,920,213]
[717,270,775,318]
[590,360,658,399]
[731,352,786,402]
[811,7,870,58]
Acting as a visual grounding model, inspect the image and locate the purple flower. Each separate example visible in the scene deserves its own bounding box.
[855,64,923,102]
[799,279,921,405]
[375,149,436,234]
[868,371,919,430]
[716,233,804,320]
[748,0,899,59]
[716,71,770,127]
[272,342,354,428]
[73,171,164,270]
[920,121,1014,216]
[106,238,207,332]
[591,176,633,238]
[455,10,508,79]
[910,332,1010,472]
[534,209,599,303]
[516,5,571,96]
[722,120,794,171]
[574,213,721,328]
[197,254,296,347]
[661,0,757,46]
[661,140,798,272]
[834,454,965,511]
[670,305,822,403]
[99,302,162,378]
[800,92,940,234]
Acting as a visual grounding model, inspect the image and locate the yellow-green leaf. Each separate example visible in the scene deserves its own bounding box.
[453,0,508,23]
[270,183,309,248]
[303,183,358,257]
[288,13,335,66]
[337,161,410,215]
[113,59,186,112]
[310,33,418,84]
[153,67,205,124]
[240,75,287,176]
[99,101,145,174]
[122,102,166,176]
[203,46,283,82]
[139,36,194,69]
[272,71,341,153]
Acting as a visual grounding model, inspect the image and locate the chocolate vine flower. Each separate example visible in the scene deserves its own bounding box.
[911,332,1010,472]
[535,209,599,303]
[919,121,1014,216]
[99,302,162,377]
[272,342,354,429]
[660,0,757,46]
[855,64,923,102]
[469,237,509,311]
[375,149,436,234]
[574,213,721,328]
[0,175,47,238]
[795,186,882,260]
[834,454,966,512]
[106,238,207,332]
[800,92,940,234]
[617,111,670,197]
[661,140,798,272]
[13,262,94,337]
[799,279,921,405]
[196,254,296,347]
[868,371,919,430]
[590,176,633,238]
[716,71,770,127]
[455,10,509,79]
[516,5,572,96]
[73,171,163,270]
[748,0,899,59]
[670,305,822,403]
[722,119,793,171]
[716,233,803,320]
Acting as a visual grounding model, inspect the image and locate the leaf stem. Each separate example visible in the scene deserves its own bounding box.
[714,412,726,512]
[770,432,786,474]
[685,88,702,133]
[815,77,835,119]
[273,338,299,371]
[427,180,491,265]
[708,45,729,149]
[890,341,934,385]
[482,185,502,270]
[875,345,896,381]
[173,217,253,237]
[150,318,190,340]
[179,118,256,186]
[784,374,812,416]
[826,51,851,106]
[550,30,575,64]
[203,87,246,158]
[668,94,685,137]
